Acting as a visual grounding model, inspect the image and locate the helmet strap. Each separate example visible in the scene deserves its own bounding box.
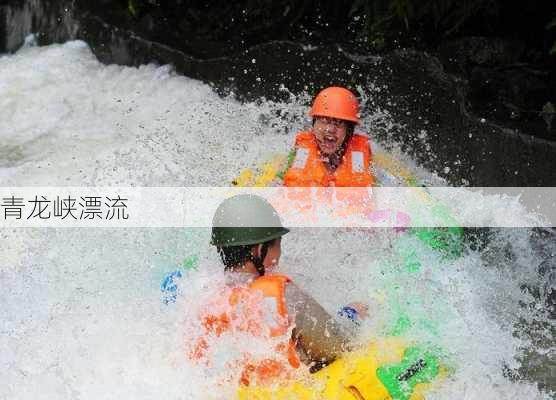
[251,242,270,276]
[341,123,354,150]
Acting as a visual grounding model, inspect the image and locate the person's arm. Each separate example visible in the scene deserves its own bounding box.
[285,282,352,365]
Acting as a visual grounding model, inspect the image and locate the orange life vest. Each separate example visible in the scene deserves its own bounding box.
[279,132,374,219]
[190,274,300,386]
[283,131,374,187]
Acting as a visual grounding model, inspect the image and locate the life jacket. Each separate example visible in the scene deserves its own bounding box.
[190,274,300,387]
[283,131,374,187]
[280,132,374,219]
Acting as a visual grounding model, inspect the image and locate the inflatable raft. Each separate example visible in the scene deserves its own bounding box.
[237,337,443,400]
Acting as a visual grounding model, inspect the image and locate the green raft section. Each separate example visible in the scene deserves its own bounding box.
[377,346,441,400]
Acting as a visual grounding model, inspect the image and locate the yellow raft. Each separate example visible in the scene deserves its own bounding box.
[238,337,443,400]
[230,149,422,188]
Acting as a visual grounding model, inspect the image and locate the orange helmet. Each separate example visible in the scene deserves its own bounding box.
[309,87,360,124]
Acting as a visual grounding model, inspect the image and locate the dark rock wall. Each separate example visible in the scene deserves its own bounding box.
[439,37,556,142]
[0,0,77,52]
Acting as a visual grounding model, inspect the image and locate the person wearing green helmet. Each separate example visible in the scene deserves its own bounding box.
[210,193,290,277]
[191,194,366,387]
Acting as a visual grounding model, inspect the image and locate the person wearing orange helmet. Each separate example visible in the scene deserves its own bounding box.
[283,86,374,187]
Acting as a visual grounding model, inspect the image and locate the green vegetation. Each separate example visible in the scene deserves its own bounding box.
[349,0,496,39]
[127,0,157,18]
[115,1,555,55]
[127,0,136,17]
[548,16,556,55]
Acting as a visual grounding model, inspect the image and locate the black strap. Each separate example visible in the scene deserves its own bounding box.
[251,242,270,276]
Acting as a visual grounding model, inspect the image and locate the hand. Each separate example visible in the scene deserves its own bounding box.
[344,302,369,320]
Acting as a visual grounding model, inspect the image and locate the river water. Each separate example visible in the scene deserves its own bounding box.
[0,40,554,399]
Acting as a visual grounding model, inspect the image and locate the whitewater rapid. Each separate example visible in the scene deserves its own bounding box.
[0,40,553,399]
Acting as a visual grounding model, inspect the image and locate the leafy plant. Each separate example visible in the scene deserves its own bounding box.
[548,16,556,55]
[350,0,496,38]
[128,0,137,17]
[127,0,158,18]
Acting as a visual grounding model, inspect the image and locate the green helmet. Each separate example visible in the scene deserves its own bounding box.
[211,194,289,247]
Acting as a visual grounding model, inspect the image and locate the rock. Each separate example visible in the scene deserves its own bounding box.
[439,36,526,74]
[470,65,552,121]
[439,36,555,141]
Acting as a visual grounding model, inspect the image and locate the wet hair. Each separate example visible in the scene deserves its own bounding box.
[346,123,355,138]
[218,238,278,275]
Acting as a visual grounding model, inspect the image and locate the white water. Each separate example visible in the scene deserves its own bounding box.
[0,40,554,399]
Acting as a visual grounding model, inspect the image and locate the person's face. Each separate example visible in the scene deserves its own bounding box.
[261,237,281,271]
[312,117,349,156]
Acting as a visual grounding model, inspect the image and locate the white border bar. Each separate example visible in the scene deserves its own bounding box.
[0,187,554,227]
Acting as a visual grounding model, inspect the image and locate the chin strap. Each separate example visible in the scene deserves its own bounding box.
[251,242,270,276]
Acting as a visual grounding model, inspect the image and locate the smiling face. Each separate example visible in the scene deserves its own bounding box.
[312,117,350,156]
